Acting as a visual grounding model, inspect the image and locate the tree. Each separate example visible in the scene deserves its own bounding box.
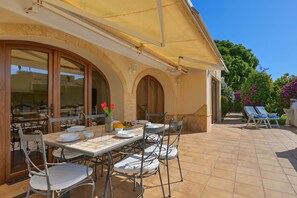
[280,78,297,108]
[241,71,273,106]
[215,40,259,91]
[269,73,296,112]
[274,73,296,92]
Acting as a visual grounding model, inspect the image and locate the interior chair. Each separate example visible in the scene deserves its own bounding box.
[48,116,83,162]
[83,113,106,127]
[18,127,94,198]
[146,119,184,197]
[244,106,270,128]
[112,124,166,198]
[255,106,280,128]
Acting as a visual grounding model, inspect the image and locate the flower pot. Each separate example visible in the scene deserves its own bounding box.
[105,115,113,132]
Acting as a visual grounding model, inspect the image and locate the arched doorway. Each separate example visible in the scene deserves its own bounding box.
[136,75,164,120]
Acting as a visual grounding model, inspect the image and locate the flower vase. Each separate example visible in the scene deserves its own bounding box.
[105,115,113,132]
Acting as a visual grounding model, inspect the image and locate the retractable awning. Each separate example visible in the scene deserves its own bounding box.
[41,0,227,72]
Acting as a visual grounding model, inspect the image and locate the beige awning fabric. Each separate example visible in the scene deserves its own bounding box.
[42,0,226,72]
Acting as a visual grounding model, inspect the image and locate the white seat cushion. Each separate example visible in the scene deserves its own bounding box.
[52,148,83,160]
[145,145,178,160]
[146,134,160,143]
[113,154,159,174]
[30,163,93,191]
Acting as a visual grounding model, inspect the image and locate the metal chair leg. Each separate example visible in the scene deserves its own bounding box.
[133,176,136,191]
[177,155,183,181]
[25,186,31,198]
[166,159,171,197]
[158,167,165,198]
[140,177,144,198]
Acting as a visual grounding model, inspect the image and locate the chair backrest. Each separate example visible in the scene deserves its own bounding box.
[244,106,259,117]
[166,119,183,150]
[48,116,80,133]
[141,123,166,174]
[145,112,167,124]
[84,113,106,126]
[255,106,268,115]
[18,126,51,191]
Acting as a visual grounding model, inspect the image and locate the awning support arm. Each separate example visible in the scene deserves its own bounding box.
[179,56,225,70]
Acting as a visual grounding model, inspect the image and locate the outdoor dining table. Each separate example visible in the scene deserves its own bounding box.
[43,124,166,198]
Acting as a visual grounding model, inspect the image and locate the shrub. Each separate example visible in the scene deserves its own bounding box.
[221,96,229,118]
[240,71,273,106]
[280,78,297,108]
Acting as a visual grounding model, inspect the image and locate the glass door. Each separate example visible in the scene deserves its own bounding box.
[10,49,50,177]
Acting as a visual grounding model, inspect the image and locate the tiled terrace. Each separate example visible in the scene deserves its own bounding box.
[2,113,297,198]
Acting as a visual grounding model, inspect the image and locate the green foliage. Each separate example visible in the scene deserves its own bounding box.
[221,78,234,103]
[215,40,259,91]
[221,79,234,116]
[221,96,229,118]
[269,73,296,113]
[280,78,297,108]
[240,70,274,106]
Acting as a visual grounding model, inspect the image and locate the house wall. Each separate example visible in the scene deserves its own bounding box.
[0,24,220,130]
[0,17,223,185]
[177,71,208,131]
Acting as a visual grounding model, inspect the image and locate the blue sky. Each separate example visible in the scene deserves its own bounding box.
[192,0,297,80]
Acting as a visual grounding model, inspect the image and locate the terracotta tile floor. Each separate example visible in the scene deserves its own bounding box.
[2,113,297,197]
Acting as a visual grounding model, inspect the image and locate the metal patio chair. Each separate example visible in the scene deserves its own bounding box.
[145,119,183,197]
[18,127,94,198]
[48,116,83,162]
[244,106,270,128]
[145,112,167,143]
[255,106,280,128]
[145,112,167,124]
[83,113,106,180]
[111,124,166,198]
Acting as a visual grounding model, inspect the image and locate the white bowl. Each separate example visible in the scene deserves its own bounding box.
[83,131,94,139]
[115,128,123,132]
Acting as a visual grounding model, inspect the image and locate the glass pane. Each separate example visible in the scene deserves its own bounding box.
[60,57,84,117]
[10,49,48,173]
[92,69,108,115]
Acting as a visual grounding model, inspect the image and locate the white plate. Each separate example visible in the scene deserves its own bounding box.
[67,125,86,133]
[57,133,80,142]
[146,124,161,129]
[116,131,135,138]
[133,120,150,125]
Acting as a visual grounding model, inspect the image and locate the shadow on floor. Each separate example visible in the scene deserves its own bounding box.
[276,148,297,171]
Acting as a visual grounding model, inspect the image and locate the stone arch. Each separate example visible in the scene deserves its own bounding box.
[0,23,129,120]
[132,68,177,117]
